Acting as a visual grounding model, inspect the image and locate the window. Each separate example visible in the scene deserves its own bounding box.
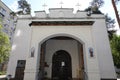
[0,13,4,19]
[0,6,6,16]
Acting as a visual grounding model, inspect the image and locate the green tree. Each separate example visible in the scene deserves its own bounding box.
[105,14,116,40]
[0,22,11,64]
[90,0,104,8]
[17,0,31,14]
[85,0,116,38]
[110,34,120,68]
[85,0,104,14]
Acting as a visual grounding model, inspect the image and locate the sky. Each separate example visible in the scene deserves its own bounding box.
[1,0,120,34]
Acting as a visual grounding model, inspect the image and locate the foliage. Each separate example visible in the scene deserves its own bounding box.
[0,23,11,64]
[85,6,102,14]
[90,0,104,8]
[105,14,115,29]
[0,71,6,75]
[17,0,31,14]
[110,34,120,68]
[85,0,116,39]
[85,0,104,14]
[105,14,116,39]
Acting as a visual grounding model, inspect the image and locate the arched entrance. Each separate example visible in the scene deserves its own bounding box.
[52,50,72,80]
[38,36,84,80]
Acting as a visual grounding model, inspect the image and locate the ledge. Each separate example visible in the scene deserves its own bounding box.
[29,21,94,26]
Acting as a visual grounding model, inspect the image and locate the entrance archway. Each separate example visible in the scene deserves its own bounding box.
[38,36,85,80]
[52,50,72,80]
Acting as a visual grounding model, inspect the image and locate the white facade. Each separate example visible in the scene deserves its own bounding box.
[7,8,116,80]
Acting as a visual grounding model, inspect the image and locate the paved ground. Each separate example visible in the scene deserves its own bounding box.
[0,75,120,80]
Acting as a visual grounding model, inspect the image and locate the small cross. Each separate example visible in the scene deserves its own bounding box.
[76,3,81,10]
[60,1,64,8]
[42,3,47,10]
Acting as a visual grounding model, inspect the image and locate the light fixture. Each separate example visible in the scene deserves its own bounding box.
[89,47,94,57]
[31,47,35,57]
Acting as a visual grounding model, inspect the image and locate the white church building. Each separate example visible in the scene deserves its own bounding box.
[7,8,117,80]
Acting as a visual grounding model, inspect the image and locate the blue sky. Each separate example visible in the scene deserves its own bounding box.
[1,0,120,34]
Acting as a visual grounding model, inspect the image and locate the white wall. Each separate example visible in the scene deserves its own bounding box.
[92,19,116,79]
[23,25,100,80]
[7,19,31,77]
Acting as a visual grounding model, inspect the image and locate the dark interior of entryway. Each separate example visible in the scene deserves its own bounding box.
[52,50,72,80]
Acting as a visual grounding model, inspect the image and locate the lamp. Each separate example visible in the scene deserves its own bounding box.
[89,47,94,57]
[31,47,35,57]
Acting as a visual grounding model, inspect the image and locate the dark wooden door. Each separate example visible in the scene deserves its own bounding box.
[12,60,26,80]
[52,50,72,80]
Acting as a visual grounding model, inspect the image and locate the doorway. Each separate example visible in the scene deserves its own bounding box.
[38,36,85,80]
[52,50,72,80]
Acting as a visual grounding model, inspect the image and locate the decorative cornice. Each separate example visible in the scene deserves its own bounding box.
[29,21,94,26]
